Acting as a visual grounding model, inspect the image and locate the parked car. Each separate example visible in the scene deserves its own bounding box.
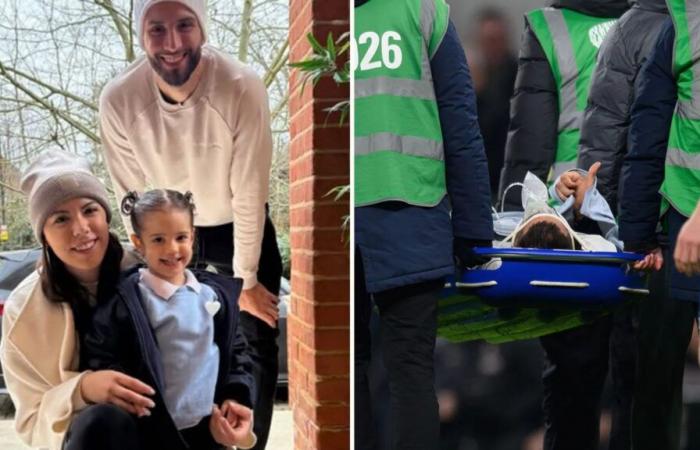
[0,248,42,393]
[0,248,290,392]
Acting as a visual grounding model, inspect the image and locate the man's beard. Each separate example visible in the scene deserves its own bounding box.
[149,46,202,87]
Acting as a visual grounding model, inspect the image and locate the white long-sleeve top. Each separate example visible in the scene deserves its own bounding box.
[99,46,272,288]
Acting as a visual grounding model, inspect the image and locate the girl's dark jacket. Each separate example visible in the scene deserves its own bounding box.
[81,268,255,450]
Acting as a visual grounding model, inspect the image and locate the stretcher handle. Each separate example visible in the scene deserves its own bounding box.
[455,281,498,288]
[529,280,589,288]
[618,286,650,295]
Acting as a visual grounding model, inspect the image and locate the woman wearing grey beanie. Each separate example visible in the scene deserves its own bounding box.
[0,150,155,450]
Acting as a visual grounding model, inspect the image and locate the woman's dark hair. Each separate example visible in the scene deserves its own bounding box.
[513,221,575,250]
[39,232,124,332]
[121,189,196,236]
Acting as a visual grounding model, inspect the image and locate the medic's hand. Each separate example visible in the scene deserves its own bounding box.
[632,247,664,272]
[454,238,491,270]
[674,209,700,275]
[239,283,278,328]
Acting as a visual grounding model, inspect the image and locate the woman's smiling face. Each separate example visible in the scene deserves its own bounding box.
[42,197,110,283]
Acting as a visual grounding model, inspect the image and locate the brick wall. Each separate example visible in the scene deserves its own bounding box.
[287,0,350,449]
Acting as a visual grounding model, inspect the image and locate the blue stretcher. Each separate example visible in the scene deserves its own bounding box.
[446,247,649,309]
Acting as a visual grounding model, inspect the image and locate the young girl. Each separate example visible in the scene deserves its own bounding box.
[82,189,256,450]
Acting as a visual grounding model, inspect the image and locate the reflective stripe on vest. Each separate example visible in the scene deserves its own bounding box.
[542,9,583,133]
[667,147,700,170]
[526,8,616,181]
[354,0,449,207]
[355,133,444,161]
[660,0,700,216]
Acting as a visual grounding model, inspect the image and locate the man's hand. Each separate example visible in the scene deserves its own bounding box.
[573,162,601,211]
[674,208,700,275]
[555,171,582,200]
[453,238,492,270]
[632,247,664,271]
[239,283,279,328]
[554,162,601,211]
[80,370,155,417]
[209,401,255,448]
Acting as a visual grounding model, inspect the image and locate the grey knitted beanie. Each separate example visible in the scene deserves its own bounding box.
[20,150,112,241]
[134,0,207,49]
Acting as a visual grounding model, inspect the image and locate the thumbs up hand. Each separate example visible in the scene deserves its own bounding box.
[573,161,601,212]
[553,162,601,212]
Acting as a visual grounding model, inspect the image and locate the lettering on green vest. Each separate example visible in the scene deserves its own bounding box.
[351,31,404,72]
[588,21,615,48]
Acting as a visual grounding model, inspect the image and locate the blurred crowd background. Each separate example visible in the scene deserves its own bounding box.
[365,2,700,449]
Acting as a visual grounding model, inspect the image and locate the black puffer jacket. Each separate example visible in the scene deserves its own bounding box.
[498,0,630,210]
[577,0,669,215]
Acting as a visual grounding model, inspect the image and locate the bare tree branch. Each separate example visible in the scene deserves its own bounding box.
[271,94,288,122]
[264,39,288,87]
[238,0,253,62]
[0,61,100,143]
[1,66,97,111]
[0,179,21,194]
[94,0,135,62]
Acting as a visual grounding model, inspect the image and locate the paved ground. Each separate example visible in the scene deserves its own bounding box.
[0,403,293,449]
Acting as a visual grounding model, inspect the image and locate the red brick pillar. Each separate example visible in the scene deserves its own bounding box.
[288,1,350,449]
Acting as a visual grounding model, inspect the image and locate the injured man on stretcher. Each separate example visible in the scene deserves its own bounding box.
[494,163,622,252]
[497,162,617,250]
[496,162,656,271]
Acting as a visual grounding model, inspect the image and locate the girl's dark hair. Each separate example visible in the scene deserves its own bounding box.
[39,232,124,332]
[121,189,196,236]
[513,221,575,250]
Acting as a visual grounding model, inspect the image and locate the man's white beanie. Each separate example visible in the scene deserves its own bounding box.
[134,0,208,49]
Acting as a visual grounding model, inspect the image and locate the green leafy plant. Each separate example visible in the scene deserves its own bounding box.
[326,185,350,242]
[290,32,350,241]
[289,32,350,124]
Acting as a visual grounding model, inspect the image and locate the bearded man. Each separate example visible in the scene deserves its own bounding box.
[99,1,282,448]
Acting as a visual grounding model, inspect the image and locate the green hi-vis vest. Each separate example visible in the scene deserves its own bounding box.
[527,8,616,181]
[661,0,700,217]
[354,0,450,207]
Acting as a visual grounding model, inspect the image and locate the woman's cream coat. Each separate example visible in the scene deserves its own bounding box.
[0,271,89,449]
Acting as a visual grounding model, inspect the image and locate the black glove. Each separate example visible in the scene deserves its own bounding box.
[453,237,492,270]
